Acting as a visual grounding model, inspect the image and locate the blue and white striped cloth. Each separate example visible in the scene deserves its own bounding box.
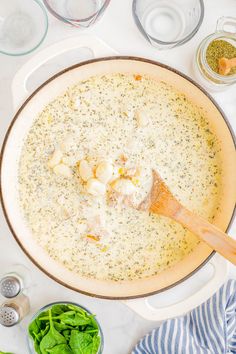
[132,280,236,354]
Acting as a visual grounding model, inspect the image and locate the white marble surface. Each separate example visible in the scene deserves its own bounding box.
[0,0,236,353]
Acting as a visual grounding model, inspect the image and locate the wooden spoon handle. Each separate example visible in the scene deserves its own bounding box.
[173,207,236,265]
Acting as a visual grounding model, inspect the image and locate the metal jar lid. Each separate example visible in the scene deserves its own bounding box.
[0,276,21,298]
[0,304,20,327]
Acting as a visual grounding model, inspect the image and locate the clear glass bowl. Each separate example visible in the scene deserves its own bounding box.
[43,0,111,28]
[27,301,104,354]
[133,0,204,49]
[0,0,48,56]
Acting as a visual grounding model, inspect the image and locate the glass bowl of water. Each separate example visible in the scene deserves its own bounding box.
[133,0,204,49]
[0,0,48,56]
[43,0,110,28]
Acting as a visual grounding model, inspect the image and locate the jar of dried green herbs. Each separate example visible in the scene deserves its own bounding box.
[195,16,236,90]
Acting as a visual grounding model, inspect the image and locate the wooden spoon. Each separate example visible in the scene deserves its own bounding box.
[139,170,236,265]
[218,57,236,75]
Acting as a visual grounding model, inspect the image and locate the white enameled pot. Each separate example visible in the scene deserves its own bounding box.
[1,35,235,321]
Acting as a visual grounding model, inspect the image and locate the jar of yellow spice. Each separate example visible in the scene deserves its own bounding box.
[195,16,236,90]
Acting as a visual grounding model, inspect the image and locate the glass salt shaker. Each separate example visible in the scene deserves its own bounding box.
[194,16,236,91]
[0,264,32,299]
[0,294,30,327]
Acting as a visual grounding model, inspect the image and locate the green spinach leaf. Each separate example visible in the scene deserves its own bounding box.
[54,321,73,332]
[62,330,71,342]
[40,311,74,322]
[51,304,69,316]
[41,325,50,337]
[63,313,91,327]
[78,335,101,354]
[69,331,93,354]
[38,310,50,328]
[34,340,42,354]
[47,344,73,354]
[91,335,101,354]
[89,317,99,331]
[84,329,99,335]
[51,311,91,327]
[29,319,44,353]
[39,309,66,354]
[29,319,40,337]
[67,305,87,314]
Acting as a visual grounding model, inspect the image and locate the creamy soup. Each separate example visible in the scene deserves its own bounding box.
[18,73,222,281]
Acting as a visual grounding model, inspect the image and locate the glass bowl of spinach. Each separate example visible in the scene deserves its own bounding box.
[27,302,103,354]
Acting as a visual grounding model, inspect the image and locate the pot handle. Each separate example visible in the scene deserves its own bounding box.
[11,35,117,109]
[123,254,228,321]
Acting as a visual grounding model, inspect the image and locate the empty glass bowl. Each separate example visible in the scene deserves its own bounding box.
[43,0,111,28]
[133,0,204,49]
[0,0,48,56]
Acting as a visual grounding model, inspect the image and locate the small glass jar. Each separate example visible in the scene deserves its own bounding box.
[194,16,236,91]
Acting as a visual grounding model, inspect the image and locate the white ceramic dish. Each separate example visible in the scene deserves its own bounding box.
[0,35,235,320]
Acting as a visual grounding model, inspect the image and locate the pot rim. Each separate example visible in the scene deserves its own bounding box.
[1,56,235,299]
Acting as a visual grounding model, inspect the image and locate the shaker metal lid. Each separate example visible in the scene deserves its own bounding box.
[0,276,21,298]
[0,305,20,327]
